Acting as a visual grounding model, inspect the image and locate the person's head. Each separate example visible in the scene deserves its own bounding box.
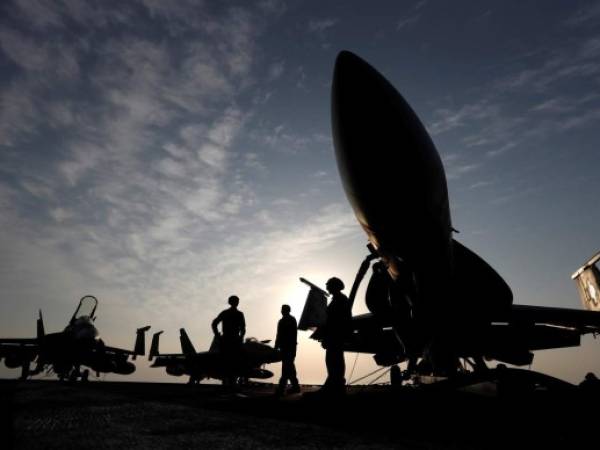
[326,277,345,294]
[228,295,240,307]
[281,304,291,316]
[585,372,598,381]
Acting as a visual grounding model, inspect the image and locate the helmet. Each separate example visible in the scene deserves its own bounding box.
[326,277,345,292]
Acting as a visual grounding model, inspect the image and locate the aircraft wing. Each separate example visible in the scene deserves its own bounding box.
[0,339,40,367]
[0,338,38,345]
[150,352,184,358]
[317,306,600,368]
[102,345,139,356]
[102,326,150,358]
[150,351,217,370]
[0,338,39,357]
[191,350,219,363]
[150,353,186,368]
[508,304,600,333]
[482,305,600,365]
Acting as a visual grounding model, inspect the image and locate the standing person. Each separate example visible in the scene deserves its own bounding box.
[212,295,246,385]
[275,304,300,396]
[579,372,600,392]
[321,277,352,395]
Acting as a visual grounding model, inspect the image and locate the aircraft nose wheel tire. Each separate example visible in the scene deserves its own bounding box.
[81,369,89,382]
[390,365,402,386]
[68,367,83,383]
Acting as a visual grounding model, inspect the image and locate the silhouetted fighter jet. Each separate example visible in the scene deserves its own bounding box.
[148,329,281,384]
[0,295,150,381]
[299,51,600,381]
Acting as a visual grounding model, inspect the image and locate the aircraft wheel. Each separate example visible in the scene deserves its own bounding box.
[68,368,79,383]
[81,369,89,382]
[390,365,402,386]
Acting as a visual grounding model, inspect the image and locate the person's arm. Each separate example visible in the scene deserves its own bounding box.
[240,312,246,340]
[292,317,298,344]
[275,320,281,350]
[211,313,222,336]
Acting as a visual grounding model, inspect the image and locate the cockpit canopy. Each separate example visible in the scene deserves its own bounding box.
[70,295,98,324]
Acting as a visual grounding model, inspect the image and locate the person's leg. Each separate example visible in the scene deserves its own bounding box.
[324,348,334,387]
[287,348,299,388]
[289,360,300,392]
[331,347,346,388]
[221,338,236,387]
[282,357,291,385]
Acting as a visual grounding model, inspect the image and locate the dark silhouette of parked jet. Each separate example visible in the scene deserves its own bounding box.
[0,295,150,381]
[149,329,281,385]
[299,51,600,384]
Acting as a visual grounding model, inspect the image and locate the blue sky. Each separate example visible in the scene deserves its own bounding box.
[1,0,600,383]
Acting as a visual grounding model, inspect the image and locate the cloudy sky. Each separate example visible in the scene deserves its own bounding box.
[1,0,600,384]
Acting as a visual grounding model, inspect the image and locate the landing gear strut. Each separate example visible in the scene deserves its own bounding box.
[20,361,30,380]
[390,365,402,386]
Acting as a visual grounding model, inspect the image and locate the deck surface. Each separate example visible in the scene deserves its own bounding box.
[0,379,596,449]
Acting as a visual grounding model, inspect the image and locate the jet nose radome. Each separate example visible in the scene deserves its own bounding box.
[331,50,451,264]
[332,51,385,130]
[332,50,385,96]
[331,50,398,220]
[332,50,369,86]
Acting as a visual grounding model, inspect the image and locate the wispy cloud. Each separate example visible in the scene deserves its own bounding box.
[255,123,329,154]
[0,1,365,345]
[530,97,575,114]
[396,14,420,31]
[307,18,338,34]
[0,1,289,308]
[307,17,339,50]
[558,108,600,131]
[469,180,494,190]
[564,2,600,26]
[429,100,498,135]
[496,37,600,93]
[0,80,37,146]
[441,152,482,181]
[445,162,481,180]
[427,29,600,167]
[0,26,80,87]
[267,61,285,81]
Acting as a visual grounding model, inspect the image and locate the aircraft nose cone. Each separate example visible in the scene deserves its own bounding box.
[331,51,396,211]
[332,51,383,122]
[331,50,451,259]
[331,50,436,174]
[333,50,367,83]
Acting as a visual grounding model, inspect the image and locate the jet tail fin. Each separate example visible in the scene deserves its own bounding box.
[572,251,600,311]
[37,310,45,340]
[133,326,151,359]
[148,331,163,361]
[179,328,197,358]
[298,280,328,331]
